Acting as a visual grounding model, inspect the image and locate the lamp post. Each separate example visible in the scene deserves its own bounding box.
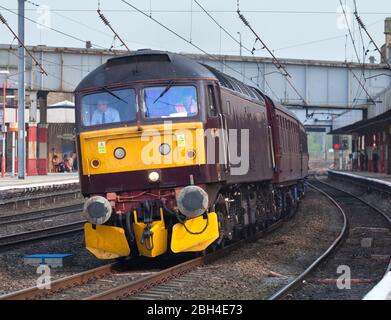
[18,0,25,179]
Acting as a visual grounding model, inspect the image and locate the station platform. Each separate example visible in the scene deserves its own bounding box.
[364,271,391,300]
[0,173,79,192]
[328,170,391,193]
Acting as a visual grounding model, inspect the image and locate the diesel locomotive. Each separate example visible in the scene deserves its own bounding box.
[74,50,308,260]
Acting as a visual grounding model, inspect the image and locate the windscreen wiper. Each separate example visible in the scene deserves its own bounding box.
[102,86,128,104]
[153,80,175,104]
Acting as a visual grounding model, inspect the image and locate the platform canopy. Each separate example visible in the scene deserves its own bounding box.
[329,108,391,135]
[48,100,75,109]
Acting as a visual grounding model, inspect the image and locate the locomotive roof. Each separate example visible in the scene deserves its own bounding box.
[75,49,301,123]
[75,50,262,100]
[202,65,264,102]
[75,49,217,91]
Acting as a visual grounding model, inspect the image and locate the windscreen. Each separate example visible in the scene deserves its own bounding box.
[81,88,137,127]
[143,85,198,119]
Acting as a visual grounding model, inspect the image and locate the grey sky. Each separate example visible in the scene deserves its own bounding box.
[0,0,390,63]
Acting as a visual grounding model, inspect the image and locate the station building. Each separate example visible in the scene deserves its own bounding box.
[0,90,75,174]
[329,18,391,174]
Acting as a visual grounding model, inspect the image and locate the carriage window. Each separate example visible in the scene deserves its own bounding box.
[144,85,198,118]
[81,88,137,127]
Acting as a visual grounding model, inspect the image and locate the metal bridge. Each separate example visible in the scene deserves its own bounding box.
[1,44,391,130]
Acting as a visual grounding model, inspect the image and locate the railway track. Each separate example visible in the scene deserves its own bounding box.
[0,188,82,211]
[0,220,85,250]
[268,177,391,300]
[0,219,285,300]
[0,203,83,226]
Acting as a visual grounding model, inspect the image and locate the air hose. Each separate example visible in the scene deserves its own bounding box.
[140,223,154,250]
[162,203,209,235]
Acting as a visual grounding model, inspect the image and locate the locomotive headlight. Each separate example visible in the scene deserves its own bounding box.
[148,171,160,182]
[177,185,209,218]
[159,143,171,156]
[114,147,126,159]
[83,196,112,225]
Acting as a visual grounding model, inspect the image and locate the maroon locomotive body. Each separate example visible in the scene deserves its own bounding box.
[75,50,308,259]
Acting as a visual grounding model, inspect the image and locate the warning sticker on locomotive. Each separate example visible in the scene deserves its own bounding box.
[98,141,106,154]
[176,134,186,147]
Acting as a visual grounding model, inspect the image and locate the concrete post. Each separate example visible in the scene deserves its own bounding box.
[37,91,48,175]
[27,123,37,175]
[27,91,38,176]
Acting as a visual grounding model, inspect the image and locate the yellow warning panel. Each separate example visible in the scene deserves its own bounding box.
[133,210,168,258]
[84,223,130,259]
[171,212,219,253]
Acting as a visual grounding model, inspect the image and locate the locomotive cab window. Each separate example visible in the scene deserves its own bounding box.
[143,85,198,118]
[81,88,137,127]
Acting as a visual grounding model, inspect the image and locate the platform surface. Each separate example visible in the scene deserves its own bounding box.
[363,271,391,300]
[0,173,79,191]
[328,170,391,187]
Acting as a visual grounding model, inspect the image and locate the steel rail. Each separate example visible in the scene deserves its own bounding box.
[267,181,348,300]
[0,263,118,300]
[0,204,83,226]
[0,189,81,206]
[0,208,288,300]
[269,177,391,299]
[0,221,85,249]
[84,220,284,300]
[312,177,391,278]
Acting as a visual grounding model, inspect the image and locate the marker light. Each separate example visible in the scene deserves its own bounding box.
[114,147,126,159]
[148,171,160,182]
[159,143,171,156]
[91,159,101,168]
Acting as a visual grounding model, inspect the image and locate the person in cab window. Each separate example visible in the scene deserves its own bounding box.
[184,94,197,115]
[174,93,197,115]
[91,99,120,125]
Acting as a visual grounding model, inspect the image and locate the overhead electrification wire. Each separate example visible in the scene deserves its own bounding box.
[24,1,167,52]
[6,49,79,91]
[236,1,308,106]
[118,0,262,92]
[193,0,279,101]
[97,8,130,51]
[350,0,368,108]
[193,0,252,54]
[9,8,391,15]
[275,18,384,52]
[337,0,375,107]
[353,1,391,69]
[339,0,362,66]
[0,12,47,75]
[0,4,107,50]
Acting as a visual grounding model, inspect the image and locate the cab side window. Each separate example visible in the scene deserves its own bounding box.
[207,85,218,117]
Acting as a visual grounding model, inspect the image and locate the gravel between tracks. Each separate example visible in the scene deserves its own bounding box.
[326,175,391,222]
[0,198,83,218]
[0,186,346,299]
[167,188,342,300]
[0,210,84,237]
[0,232,107,295]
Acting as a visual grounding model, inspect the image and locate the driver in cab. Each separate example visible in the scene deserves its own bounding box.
[91,99,120,125]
